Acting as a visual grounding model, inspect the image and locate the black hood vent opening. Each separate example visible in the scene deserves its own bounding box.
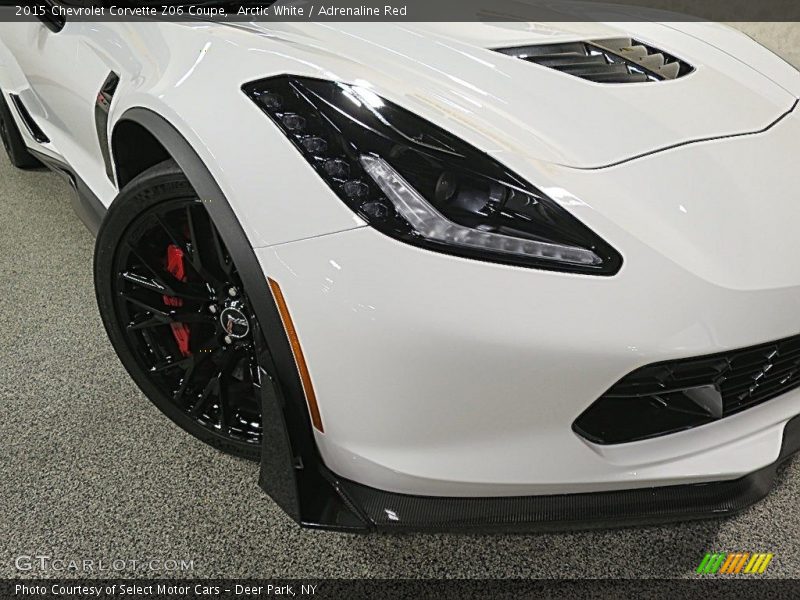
[496,37,694,84]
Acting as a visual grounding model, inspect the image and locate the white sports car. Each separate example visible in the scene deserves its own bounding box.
[2,12,799,531]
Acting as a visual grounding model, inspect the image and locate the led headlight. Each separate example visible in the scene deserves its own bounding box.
[242,76,622,275]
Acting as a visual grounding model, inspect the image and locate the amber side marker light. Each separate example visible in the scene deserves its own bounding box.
[267,277,324,433]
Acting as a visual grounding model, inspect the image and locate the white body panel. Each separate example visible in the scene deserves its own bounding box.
[254,107,800,495]
[1,18,799,497]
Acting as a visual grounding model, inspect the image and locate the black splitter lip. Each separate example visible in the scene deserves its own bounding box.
[298,414,800,533]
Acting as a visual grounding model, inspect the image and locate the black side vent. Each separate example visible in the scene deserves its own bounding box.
[496,38,693,84]
[9,94,49,143]
[95,71,120,182]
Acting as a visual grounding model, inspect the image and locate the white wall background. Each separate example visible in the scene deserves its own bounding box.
[729,23,800,68]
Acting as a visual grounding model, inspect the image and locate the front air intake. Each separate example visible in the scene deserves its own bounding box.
[574,333,800,444]
[496,38,693,84]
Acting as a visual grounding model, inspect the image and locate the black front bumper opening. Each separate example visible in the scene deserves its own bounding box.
[261,413,800,533]
[574,333,800,445]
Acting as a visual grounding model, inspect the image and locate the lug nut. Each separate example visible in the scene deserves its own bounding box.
[227,287,238,298]
[224,335,233,345]
[208,304,218,314]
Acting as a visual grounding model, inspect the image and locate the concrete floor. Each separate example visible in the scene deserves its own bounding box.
[2,28,800,580]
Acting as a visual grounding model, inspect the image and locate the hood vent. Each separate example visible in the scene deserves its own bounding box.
[496,38,693,84]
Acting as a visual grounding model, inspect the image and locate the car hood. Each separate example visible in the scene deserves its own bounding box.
[233,21,797,169]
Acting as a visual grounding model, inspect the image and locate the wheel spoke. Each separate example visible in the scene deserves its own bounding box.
[217,384,227,430]
[192,373,218,416]
[209,218,234,278]
[171,311,215,325]
[154,213,191,257]
[120,292,171,320]
[127,314,165,331]
[125,244,214,302]
[114,197,264,445]
[186,205,228,285]
[185,205,208,274]
[156,213,212,280]
[119,291,215,325]
[120,271,167,294]
[218,351,239,430]
[172,355,198,403]
[171,335,223,404]
[155,209,221,286]
[151,355,194,373]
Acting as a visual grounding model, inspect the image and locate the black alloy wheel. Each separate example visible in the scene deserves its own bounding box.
[96,160,264,460]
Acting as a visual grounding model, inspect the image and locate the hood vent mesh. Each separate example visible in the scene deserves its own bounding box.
[496,38,693,84]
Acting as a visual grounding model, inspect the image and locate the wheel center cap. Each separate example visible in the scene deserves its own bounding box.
[220,306,250,339]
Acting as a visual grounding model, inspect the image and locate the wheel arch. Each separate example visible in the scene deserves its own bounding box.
[111,107,366,530]
[111,119,171,189]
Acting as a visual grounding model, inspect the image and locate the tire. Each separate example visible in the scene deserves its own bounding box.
[95,160,263,461]
[0,90,43,169]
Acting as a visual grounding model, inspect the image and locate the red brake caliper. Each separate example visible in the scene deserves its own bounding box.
[163,244,192,357]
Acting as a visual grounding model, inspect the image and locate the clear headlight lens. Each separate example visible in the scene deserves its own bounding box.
[242,76,622,275]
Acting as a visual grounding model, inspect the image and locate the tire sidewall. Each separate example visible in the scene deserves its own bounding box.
[0,90,42,169]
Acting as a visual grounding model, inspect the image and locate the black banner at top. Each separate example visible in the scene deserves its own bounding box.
[2,0,800,22]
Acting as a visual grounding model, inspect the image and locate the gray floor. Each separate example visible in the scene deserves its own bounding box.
[2,151,800,580]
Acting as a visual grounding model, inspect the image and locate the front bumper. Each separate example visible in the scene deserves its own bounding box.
[255,223,800,499]
[335,413,800,531]
[250,101,800,529]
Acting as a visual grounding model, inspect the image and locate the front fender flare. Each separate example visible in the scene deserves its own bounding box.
[112,107,367,531]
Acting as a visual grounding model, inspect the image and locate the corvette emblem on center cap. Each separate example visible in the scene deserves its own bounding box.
[220,307,250,339]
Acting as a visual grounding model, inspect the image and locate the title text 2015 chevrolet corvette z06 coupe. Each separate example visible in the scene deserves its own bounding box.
[1,16,800,531]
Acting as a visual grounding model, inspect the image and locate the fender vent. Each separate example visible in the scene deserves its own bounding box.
[95,71,119,182]
[496,38,693,84]
[9,94,49,143]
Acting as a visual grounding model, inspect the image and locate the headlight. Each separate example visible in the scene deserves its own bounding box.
[242,76,622,275]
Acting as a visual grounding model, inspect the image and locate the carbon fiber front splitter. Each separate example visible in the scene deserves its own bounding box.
[298,414,800,533]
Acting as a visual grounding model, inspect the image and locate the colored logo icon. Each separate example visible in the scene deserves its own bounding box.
[696,553,774,574]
